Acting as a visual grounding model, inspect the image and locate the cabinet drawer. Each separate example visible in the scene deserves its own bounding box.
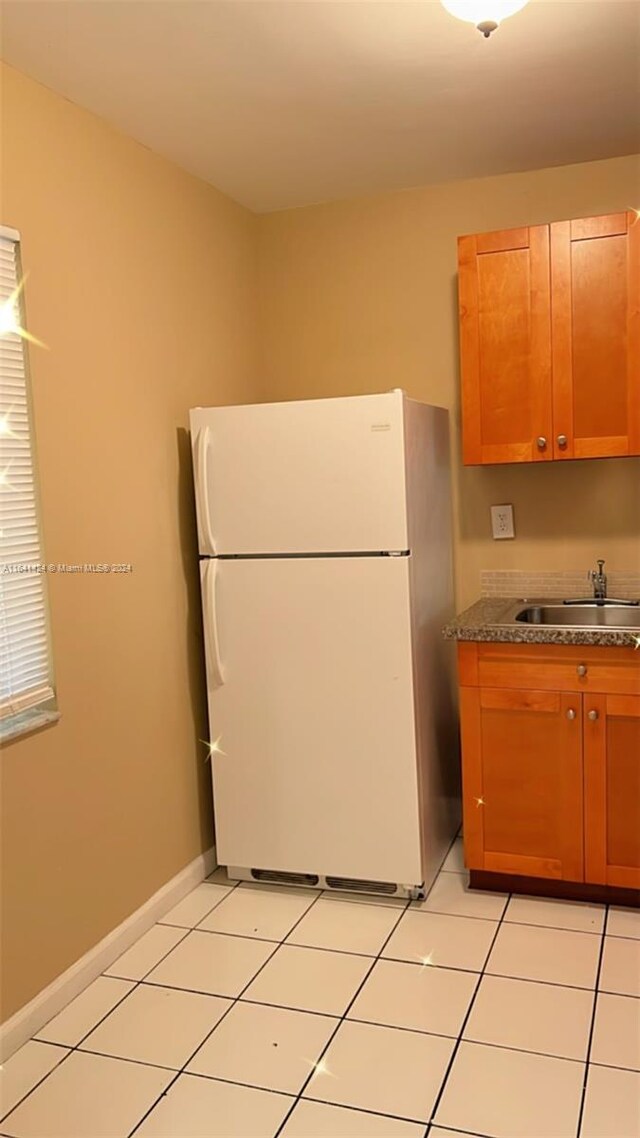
[459,642,640,695]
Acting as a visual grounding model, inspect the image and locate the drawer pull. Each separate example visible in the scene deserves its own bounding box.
[587,709,599,721]
[566,708,576,720]
[577,664,588,677]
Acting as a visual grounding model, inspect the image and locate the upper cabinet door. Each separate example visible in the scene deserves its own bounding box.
[458,226,552,465]
[551,212,640,460]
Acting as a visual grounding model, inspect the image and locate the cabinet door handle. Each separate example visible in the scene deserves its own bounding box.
[587,709,599,721]
[577,664,588,677]
[557,434,568,449]
[566,708,576,720]
[536,436,547,450]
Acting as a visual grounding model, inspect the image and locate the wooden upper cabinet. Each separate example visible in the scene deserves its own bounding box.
[460,685,584,881]
[458,226,552,465]
[584,694,640,889]
[458,212,640,465]
[551,213,640,459]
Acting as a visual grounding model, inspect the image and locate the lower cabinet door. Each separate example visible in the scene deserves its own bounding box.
[460,687,584,880]
[584,694,640,888]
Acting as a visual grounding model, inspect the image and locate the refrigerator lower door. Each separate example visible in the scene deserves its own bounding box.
[201,554,422,886]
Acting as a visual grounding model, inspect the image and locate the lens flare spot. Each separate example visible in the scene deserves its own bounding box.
[306,1057,334,1081]
[0,465,15,490]
[201,736,226,759]
[0,412,18,439]
[0,297,20,337]
[0,278,48,347]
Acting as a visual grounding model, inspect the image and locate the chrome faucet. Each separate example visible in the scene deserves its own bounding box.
[589,559,607,601]
[563,561,638,607]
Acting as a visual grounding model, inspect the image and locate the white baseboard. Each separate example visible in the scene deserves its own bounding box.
[1,846,217,1061]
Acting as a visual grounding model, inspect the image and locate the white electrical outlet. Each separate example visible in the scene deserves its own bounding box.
[491,504,515,540]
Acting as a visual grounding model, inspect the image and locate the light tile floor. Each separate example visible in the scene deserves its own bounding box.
[1,846,639,1138]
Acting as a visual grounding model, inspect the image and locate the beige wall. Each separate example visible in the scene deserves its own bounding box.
[2,61,639,1025]
[256,154,640,609]
[0,64,258,1019]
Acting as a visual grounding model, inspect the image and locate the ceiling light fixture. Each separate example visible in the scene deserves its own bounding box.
[441,0,529,37]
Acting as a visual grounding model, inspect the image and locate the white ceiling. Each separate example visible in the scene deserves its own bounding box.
[1,0,639,212]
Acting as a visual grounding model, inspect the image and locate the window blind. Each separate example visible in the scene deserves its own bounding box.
[0,228,55,721]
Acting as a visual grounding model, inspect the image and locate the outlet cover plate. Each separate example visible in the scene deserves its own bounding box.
[491,504,515,540]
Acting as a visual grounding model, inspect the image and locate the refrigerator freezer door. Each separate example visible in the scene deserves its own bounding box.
[202,555,423,885]
[190,393,408,555]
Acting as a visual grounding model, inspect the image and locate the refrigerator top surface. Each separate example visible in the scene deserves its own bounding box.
[190,389,408,415]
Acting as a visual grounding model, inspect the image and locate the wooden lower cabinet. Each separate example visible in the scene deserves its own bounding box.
[460,686,584,881]
[458,642,640,897]
[584,694,640,889]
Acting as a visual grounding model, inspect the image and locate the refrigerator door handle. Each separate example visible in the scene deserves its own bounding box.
[202,559,225,689]
[195,426,217,555]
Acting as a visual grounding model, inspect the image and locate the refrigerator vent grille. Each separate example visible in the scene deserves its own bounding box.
[251,869,320,887]
[325,876,397,895]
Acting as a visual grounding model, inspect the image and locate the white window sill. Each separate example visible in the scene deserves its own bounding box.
[1,708,60,744]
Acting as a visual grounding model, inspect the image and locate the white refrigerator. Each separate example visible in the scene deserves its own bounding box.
[190,390,460,899]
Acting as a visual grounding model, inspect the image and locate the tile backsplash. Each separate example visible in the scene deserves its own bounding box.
[481,570,640,601]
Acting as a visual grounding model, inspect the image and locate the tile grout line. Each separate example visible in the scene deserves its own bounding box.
[0,925,193,1129]
[135,924,405,958]
[269,889,413,1138]
[587,1058,640,1076]
[108,947,635,998]
[155,879,242,930]
[81,873,244,1026]
[496,918,606,936]
[436,830,463,877]
[382,958,612,993]
[421,888,513,1137]
[104,919,635,975]
[72,1015,601,1074]
[158,884,635,941]
[139,876,429,1131]
[33,982,137,1047]
[5,867,635,1136]
[72,994,636,1075]
[0,1045,70,1129]
[126,883,330,1136]
[57,1024,640,1084]
[262,844,464,1136]
[36,873,532,1072]
[427,1123,493,1138]
[575,904,610,1138]
[0,874,242,1127]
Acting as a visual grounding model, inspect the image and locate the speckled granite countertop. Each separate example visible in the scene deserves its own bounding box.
[443,597,640,649]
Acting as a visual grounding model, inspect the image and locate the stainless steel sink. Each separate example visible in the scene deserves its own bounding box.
[512,604,640,629]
